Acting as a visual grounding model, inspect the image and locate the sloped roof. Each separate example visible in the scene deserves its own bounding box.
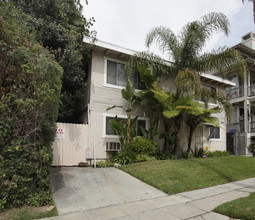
[84,37,235,87]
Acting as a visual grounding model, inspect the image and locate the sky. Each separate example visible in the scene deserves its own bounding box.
[82,0,254,59]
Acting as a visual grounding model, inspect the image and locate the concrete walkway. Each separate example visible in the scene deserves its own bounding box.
[46,168,255,220]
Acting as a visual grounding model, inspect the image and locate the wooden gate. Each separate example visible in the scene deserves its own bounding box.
[52,122,89,166]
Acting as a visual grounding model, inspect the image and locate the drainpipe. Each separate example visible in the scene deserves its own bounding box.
[244,70,249,155]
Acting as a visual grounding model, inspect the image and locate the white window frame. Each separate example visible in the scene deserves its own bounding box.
[103,57,144,91]
[102,113,149,139]
[103,57,127,90]
[209,126,221,141]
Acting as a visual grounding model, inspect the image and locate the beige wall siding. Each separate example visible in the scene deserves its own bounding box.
[52,122,89,166]
[87,48,228,159]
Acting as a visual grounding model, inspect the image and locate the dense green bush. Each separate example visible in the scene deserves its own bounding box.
[114,151,135,165]
[207,150,231,157]
[0,12,62,211]
[129,137,158,156]
[113,137,158,164]
[191,147,207,158]
[96,160,114,168]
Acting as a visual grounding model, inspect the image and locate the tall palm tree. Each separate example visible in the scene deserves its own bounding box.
[242,0,255,25]
[132,12,246,157]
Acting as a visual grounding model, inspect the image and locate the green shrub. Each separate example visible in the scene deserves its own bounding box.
[114,151,135,165]
[207,150,231,157]
[247,143,255,157]
[129,137,158,156]
[0,13,62,211]
[97,160,114,168]
[181,151,192,159]
[135,154,156,162]
[191,147,207,158]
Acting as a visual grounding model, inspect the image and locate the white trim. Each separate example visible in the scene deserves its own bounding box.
[102,112,149,138]
[103,57,127,89]
[84,37,136,56]
[198,101,218,108]
[103,57,143,92]
[200,73,236,87]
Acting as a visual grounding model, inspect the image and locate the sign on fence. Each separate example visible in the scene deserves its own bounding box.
[56,128,65,139]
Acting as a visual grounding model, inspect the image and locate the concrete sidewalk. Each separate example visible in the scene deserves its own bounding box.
[45,177,255,220]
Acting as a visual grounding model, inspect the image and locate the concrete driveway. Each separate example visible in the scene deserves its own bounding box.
[51,167,167,215]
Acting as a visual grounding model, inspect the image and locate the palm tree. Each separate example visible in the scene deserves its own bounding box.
[135,12,246,157]
[242,0,255,25]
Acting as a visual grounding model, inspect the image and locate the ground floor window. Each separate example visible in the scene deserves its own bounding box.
[105,116,147,136]
[209,126,220,139]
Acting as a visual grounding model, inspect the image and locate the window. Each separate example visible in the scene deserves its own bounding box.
[209,126,220,139]
[107,60,126,87]
[105,116,147,136]
[106,60,145,90]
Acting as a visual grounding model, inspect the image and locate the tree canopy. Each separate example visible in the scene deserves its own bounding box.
[128,12,246,157]
[0,7,63,210]
[1,0,96,122]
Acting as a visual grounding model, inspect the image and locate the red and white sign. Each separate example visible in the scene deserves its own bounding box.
[86,147,93,159]
[56,128,65,139]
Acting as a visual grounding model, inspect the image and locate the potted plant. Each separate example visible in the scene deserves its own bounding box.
[248,143,255,157]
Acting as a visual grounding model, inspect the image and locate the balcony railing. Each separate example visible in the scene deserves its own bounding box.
[226,86,244,100]
[250,121,255,133]
[229,121,255,133]
[228,122,244,133]
[248,84,255,97]
[227,85,255,100]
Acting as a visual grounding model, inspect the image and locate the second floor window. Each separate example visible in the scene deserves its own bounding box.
[106,60,145,90]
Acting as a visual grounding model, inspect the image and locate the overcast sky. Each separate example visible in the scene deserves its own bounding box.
[83,0,254,58]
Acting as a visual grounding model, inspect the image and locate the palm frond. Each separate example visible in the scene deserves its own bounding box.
[196,47,246,79]
[163,110,180,118]
[145,26,179,61]
[175,70,201,97]
[201,12,230,37]
[178,12,230,70]
[125,51,174,79]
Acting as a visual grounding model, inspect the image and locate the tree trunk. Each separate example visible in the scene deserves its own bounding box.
[175,129,182,158]
[174,115,183,158]
[149,109,153,139]
[162,117,172,151]
[187,126,194,153]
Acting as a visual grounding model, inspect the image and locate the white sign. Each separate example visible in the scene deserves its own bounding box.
[56,128,64,139]
[86,147,93,159]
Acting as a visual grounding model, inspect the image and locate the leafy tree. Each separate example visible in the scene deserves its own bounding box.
[0,10,62,210]
[136,65,160,139]
[130,12,246,157]
[107,80,139,147]
[2,0,96,122]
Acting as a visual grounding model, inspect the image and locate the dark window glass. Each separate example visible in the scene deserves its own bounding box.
[137,120,146,136]
[107,60,145,90]
[209,126,220,139]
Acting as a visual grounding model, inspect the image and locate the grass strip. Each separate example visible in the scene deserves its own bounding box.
[121,156,255,195]
[214,192,255,220]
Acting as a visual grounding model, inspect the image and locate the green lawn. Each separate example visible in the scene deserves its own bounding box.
[214,192,255,220]
[121,156,255,195]
[0,201,57,220]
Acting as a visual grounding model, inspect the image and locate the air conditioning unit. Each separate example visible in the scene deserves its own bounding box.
[106,142,121,151]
